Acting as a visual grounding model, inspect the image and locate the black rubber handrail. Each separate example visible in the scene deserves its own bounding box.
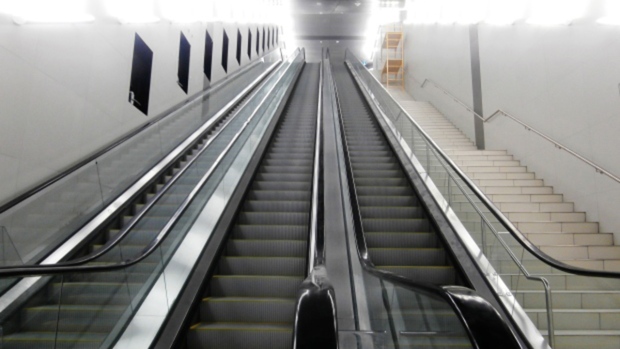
[293,54,338,349]
[0,51,280,215]
[0,49,303,278]
[328,50,523,349]
[344,48,620,280]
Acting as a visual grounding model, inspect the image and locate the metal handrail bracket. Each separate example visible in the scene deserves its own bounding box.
[420,78,620,184]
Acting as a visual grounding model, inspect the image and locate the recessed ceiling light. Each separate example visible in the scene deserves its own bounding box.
[317,2,322,5]
[336,40,340,43]
[354,2,361,6]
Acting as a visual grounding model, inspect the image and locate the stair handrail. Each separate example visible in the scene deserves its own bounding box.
[419,78,620,185]
[293,51,338,349]
[329,50,523,349]
[0,48,305,278]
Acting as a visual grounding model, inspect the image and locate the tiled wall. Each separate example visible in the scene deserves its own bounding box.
[402,23,620,242]
[0,17,278,206]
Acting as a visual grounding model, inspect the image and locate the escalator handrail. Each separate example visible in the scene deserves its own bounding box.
[328,49,523,349]
[293,54,338,349]
[0,49,282,215]
[308,55,325,272]
[0,48,304,278]
[343,48,620,280]
[0,57,280,273]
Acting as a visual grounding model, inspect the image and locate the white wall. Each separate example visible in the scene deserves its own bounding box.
[0,16,279,206]
[403,21,620,241]
[402,24,475,141]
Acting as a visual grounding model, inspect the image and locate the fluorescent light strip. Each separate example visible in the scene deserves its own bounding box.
[105,0,160,24]
[526,0,588,25]
[0,0,94,24]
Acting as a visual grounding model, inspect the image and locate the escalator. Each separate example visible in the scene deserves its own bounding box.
[0,57,288,349]
[333,64,460,286]
[185,63,319,349]
[326,56,527,349]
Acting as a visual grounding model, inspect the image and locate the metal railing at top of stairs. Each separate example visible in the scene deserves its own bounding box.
[418,78,620,185]
[0,48,306,278]
[328,48,523,349]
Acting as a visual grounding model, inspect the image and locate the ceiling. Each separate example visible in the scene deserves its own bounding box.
[287,0,379,62]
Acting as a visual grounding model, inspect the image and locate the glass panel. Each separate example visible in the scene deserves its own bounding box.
[361,269,473,349]
[0,50,282,271]
[342,49,620,347]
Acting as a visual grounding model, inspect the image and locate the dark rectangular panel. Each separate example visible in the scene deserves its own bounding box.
[222,30,229,73]
[129,33,153,115]
[262,27,265,52]
[236,29,242,65]
[248,28,252,59]
[267,27,270,50]
[204,30,213,81]
[256,28,260,54]
[177,32,191,93]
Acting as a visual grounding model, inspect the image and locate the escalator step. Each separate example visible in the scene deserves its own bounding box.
[218,256,305,276]
[361,206,424,219]
[365,232,437,248]
[232,225,308,240]
[188,323,292,349]
[252,181,310,191]
[200,297,295,323]
[358,196,418,207]
[363,218,430,232]
[369,248,446,266]
[237,212,309,225]
[356,186,414,196]
[226,240,306,257]
[243,200,310,213]
[209,275,304,298]
[247,190,310,201]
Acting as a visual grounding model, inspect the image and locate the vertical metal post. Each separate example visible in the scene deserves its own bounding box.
[481,217,486,255]
[447,176,452,206]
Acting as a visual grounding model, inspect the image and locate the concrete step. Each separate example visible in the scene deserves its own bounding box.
[514,290,620,310]
[527,308,620,331]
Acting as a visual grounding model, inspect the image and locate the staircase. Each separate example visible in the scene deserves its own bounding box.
[387,88,620,348]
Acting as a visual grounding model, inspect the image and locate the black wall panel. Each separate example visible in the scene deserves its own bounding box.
[204,30,213,81]
[236,29,242,65]
[177,32,191,93]
[222,30,229,73]
[129,33,153,115]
